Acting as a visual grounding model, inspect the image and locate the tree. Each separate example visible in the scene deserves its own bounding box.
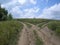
[8,13,13,20]
[0,4,8,21]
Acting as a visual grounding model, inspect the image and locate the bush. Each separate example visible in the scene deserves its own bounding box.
[48,22,57,31]
[55,26,60,35]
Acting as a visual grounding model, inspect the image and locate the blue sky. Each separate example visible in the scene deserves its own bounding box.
[0,0,60,19]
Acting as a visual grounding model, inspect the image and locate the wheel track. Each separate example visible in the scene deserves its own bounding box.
[18,22,60,45]
[26,22,60,45]
[23,23,36,45]
[18,22,35,45]
[18,26,29,45]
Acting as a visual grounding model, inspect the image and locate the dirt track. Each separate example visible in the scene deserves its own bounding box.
[17,22,60,45]
[18,22,35,45]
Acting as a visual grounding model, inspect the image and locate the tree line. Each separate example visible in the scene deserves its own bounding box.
[0,4,13,21]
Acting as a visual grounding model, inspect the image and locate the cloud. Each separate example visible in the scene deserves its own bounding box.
[10,6,23,18]
[38,3,60,19]
[1,0,16,7]
[1,0,25,8]
[1,0,38,18]
[18,0,26,5]
[1,0,60,19]
[1,0,37,12]
[1,0,37,8]
[30,0,36,4]
[10,6,40,18]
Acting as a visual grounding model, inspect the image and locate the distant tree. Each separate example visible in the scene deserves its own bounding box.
[0,4,8,21]
[0,4,13,21]
[8,13,13,20]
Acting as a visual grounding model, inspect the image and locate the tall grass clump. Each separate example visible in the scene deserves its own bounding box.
[0,21,23,45]
[48,21,60,36]
[33,30,43,45]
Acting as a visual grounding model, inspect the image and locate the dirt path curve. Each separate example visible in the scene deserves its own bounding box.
[26,23,60,45]
[17,22,35,45]
[18,25,29,45]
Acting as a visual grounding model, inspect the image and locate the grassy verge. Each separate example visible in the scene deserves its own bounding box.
[0,21,23,45]
[33,30,43,45]
[47,21,60,36]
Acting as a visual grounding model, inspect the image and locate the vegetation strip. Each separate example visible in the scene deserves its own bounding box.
[24,22,32,28]
[17,19,50,25]
[0,21,23,45]
[47,21,60,36]
[33,30,43,45]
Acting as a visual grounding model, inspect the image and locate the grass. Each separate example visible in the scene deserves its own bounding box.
[24,22,32,28]
[38,22,47,27]
[17,18,60,36]
[17,18,50,25]
[17,18,60,35]
[47,21,60,36]
[33,30,43,45]
[0,21,23,45]
[0,17,60,45]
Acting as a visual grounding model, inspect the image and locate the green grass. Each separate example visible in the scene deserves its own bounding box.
[38,22,47,27]
[47,21,60,36]
[24,22,32,28]
[17,18,50,25]
[17,18,60,36]
[0,21,23,45]
[33,30,43,45]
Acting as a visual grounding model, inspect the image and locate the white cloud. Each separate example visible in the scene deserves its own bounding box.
[18,0,27,5]
[30,0,36,4]
[1,0,27,8]
[1,0,37,8]
[22,7,39,18]
[1,0,38,18]
[1,0,17,8]
[10,6,23,18]
[10,6,40,18]
[38,3,60,19]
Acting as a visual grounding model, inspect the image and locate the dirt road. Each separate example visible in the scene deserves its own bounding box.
[17,22,60,45]
[18,22,35,45]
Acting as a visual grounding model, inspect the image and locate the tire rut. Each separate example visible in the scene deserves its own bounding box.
[18,26,29,45]
[26,23,60,45]
[18,22,35,45]
[18,22,60,45]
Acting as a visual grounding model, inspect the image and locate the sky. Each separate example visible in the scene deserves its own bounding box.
[0,0,60,19]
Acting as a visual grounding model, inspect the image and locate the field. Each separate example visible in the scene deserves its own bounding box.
[0,19,60,45]
[17,19,60,36]
[17,18,51,25]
